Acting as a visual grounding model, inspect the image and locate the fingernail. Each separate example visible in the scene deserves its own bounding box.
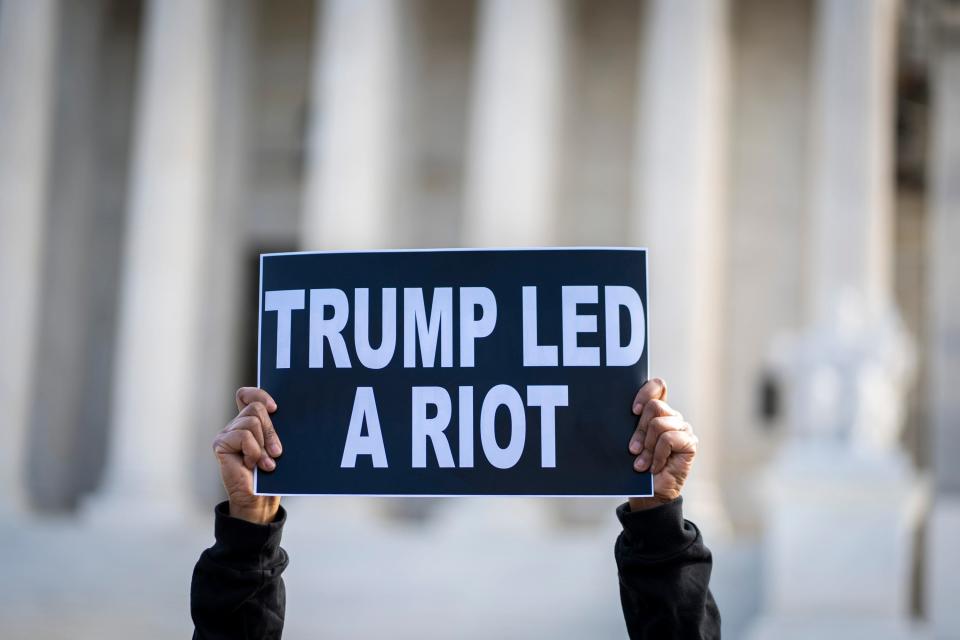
[268,442,282,457]
[268,400,278,412]
[632,403,642,415]
[629,440,641,455]
[262,456,276,471]
[636,453,650,471]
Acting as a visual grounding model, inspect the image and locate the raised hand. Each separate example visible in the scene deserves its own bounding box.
[212,387,283,524]
[627,378,698,511]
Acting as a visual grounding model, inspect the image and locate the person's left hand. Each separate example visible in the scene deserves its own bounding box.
[627,378,698,511]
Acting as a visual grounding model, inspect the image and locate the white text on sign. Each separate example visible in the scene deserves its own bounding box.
[263,285,644,470]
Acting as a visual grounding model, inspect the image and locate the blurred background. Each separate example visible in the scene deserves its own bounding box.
[0,0,958,637]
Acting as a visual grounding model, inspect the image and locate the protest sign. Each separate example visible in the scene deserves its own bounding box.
[255,248,651,497]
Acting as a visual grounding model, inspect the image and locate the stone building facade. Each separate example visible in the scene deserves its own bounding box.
[0,0,958,636]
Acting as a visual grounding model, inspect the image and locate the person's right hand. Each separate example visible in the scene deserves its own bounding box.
[627,378,698,511]
[212,387,283,524]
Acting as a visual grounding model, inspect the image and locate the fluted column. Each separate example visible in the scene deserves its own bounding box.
[631,0,731,535]
[925,8,960,499]
[463,0,566,246]
[0,0,59,516]
[298,0,410,523]
[194,0,256,505]
[302,0,402,249]
[91,0,219,520]
[434,0,568,531]
[751,2,922,636]
[926,4,960,635]
[807,0,898,325]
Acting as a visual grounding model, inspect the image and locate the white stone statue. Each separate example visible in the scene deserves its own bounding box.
[769,288,915,457]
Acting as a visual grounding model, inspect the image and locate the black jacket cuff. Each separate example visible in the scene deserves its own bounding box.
[211,501,286,566]
[616,497,699,558]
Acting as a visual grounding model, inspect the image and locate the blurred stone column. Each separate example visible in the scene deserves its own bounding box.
[299,0,405,523]
[926,3,960,636]
[440,0,568,532]
[463,0,566,245]
[302,0,402,249]
[631,0,731,536]
[0,0,59,516]
[806,2,897,327]
[29,0,108,512]
[90,0,219,521]
[194,0,256,506]
[750,1,923,637]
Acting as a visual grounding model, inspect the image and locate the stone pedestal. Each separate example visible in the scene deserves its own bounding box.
[750,616,926,640]
[927,497,960,638]
[747,443,928,639]
[754,298,923,637]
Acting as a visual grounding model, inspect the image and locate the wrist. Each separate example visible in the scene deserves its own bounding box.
[229,496,280,524]
[628,495,675,512]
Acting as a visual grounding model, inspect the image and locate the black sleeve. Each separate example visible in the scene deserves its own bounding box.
[191,501,289,640]
[614,497,720,639]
